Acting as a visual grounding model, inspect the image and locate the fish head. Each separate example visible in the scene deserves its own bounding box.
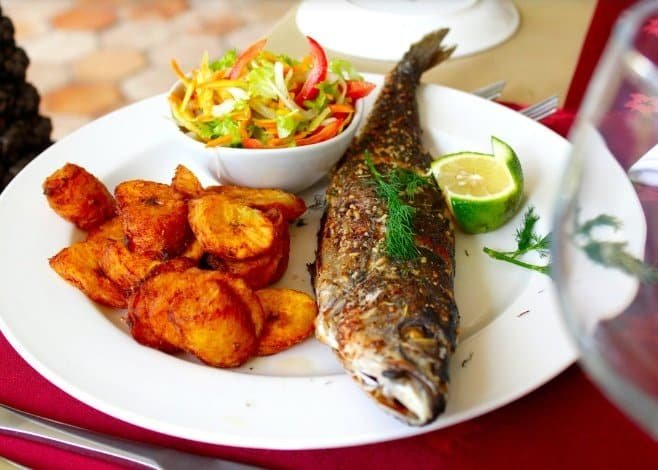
[342,306,456,425]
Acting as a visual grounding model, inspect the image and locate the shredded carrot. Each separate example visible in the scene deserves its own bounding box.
[205,135,233,147]
[329,103,354,114]
[170,59,188,85]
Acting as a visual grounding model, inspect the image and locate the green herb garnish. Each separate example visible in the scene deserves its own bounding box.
[483,206,551,274]
[483,207,658,282]
[364,152,430,261]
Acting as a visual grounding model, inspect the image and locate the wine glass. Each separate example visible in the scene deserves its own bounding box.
[552,0,658,437]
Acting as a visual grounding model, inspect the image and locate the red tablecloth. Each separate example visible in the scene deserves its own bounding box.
[2,0,657,468]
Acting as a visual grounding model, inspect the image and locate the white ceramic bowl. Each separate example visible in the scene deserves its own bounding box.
[167,81,364,194]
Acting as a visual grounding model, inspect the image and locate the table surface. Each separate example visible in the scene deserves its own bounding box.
[267,0,596,108]
[2,1,658,469]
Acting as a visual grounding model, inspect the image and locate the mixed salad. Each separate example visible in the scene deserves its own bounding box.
[169,37,375,148]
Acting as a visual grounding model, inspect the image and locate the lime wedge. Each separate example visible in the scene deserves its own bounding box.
[430,136,524,234]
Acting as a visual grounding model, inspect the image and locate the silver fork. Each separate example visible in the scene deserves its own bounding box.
[472,80,505,100]
[0,404,261,470]
[518,95,559,121]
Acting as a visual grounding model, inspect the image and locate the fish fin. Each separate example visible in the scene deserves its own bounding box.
[401,28,456,77]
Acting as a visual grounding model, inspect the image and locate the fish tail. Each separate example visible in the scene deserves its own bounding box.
[347,29,455,166]
[399,29,456,80]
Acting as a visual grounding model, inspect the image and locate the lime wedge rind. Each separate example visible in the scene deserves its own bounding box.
[430,136,525,234]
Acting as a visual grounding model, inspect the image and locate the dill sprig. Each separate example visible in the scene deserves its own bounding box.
[364,152,430,261]
[483,207,658,282]
[483,206,551,274]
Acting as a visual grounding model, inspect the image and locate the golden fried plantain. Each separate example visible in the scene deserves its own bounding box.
[85,216,125,242]
[205,185,306,221]
[126,259,195,353]
[98,239,161,293]
[204,209,289,289]
[171,164,204,199]
[43,163,117,231]
[128,267,257,367]
[255,288,318,356]
[218,274,266,338]
[115,180,192,258]
[49,239,127,308]
[188,194,275,260]
[179,237,205,263]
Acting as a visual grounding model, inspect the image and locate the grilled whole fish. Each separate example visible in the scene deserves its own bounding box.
[313,29,459,426]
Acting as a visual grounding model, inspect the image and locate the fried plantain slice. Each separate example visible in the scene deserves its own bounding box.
[255,288,318,356]
[218,274,266,338]
[188,194,275,260]
[128,267,257,366]
[43,163,117,231]
[126,259,195,354]
[179,237,205,263]
[115,180,192,259]
[171,164,204,199]
[98,239,161,293]
[49,239,127,308]
[205,185,306,221]
[85,216,125,242]
[204,209,289,289]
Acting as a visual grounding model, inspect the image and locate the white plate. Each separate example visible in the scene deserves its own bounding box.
[296,0,520,60]
[0,74,580,450]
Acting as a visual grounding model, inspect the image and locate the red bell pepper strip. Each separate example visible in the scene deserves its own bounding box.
[345,80,376,100]
[242,138,265,148]
[229,38,267,80]
[295,119,342,146]
[295,36,328,106]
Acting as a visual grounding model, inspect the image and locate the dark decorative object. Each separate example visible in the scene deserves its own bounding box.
[0,10,53,192]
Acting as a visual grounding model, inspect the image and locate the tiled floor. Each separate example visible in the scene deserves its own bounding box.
[3,0,296,140]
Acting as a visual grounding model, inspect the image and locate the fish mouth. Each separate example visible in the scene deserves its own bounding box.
[349,357,445,426]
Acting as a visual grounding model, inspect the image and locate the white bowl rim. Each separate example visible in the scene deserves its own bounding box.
[167,80,365,157]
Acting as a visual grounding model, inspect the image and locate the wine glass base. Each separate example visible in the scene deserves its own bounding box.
[578,341,658,438]
[295,0,520,61]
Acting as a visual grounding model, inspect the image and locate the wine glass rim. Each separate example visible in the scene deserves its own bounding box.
[613,0,658,44]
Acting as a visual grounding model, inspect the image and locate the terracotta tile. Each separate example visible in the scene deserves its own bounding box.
[42,83,123,116]
[3,0,74,21]
[225,22,270,50]
[19,31,97,64]
[101,20,171,50]
[52,5,117,30]
[76,0,132,6]
[128,0,189,20]
[121,65,180,101]
[7,15,49,41]
[2,0,72,40]
[73,49,146,82]
[26,62,71,94]
[149,34,224,70]
[47,112,93,140]
[191,13,244,36]
[238,0,295,22]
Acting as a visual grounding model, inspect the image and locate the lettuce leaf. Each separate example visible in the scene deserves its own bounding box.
[329,59,363,80]
[197,117,241,145]
[276,110,302,138]
[210,49,237,72]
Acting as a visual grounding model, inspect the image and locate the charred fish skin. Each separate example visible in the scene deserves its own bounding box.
[314,29,460,426]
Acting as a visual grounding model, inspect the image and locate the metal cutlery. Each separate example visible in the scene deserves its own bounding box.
[472,80,506,100]
[0,404,261,470]
[518,95,559,121]
[0,455,28,470]
[472,82,558,121]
